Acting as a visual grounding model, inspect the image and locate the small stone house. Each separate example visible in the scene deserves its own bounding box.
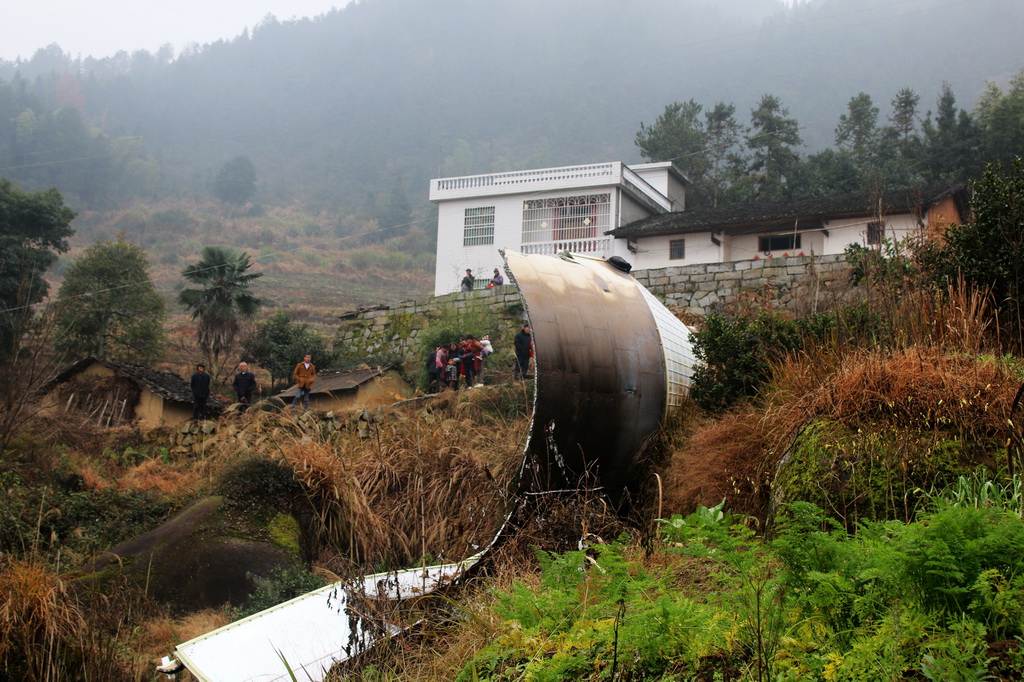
[273,366,412,410]
[43,357,225,428]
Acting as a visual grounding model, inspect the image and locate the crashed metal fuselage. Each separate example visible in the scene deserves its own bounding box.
[505,250,694,502]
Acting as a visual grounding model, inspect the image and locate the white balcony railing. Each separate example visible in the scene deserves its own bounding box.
[435,163,617,192]
[430,163,672,212]
[520,237,614,257]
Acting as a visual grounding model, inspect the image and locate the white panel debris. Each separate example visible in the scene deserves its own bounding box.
[175,555,481,682]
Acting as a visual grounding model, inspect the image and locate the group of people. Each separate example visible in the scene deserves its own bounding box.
[460,267,505,293]
[424,322,533,393]
[186,320,532,420]
[427,334,494,392]
[188,354,319,420]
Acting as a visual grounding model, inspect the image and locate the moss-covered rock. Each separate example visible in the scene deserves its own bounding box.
[773,418,1000,526]
[75,495,304,614]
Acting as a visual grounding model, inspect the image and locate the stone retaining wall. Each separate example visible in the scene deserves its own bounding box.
[633,253,853,314]
[335,255,855,367]
[335,286,527,366]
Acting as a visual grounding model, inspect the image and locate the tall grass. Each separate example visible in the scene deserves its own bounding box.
[0,555,153,681]
[922,471,1024,516]
[274,389,529,570]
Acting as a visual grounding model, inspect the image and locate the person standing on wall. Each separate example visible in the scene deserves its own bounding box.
[461,268,475,293]
[291,354,317,411]
[232,361,258,410]
[514,324,532,379]
[190,363,211,420]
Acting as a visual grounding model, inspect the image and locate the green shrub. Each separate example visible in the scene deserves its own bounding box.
[463,541,730,680]
[773,418,994,526]
[217,456,305,510]
[241,565,326,617]
[772,500,1024,643]
[689,310,806,410]
[0,484,172,561]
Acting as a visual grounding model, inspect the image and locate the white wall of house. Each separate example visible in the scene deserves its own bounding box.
[630,162,688,211]
[629,232,720,270]
[821,214,920,255]
[624,212,922,271]
[434,195,518,295]
[729,230,825,260]
[433,189,632,295]
[431,162,678,295]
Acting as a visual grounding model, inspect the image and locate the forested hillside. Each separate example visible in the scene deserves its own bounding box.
[1,0,1021,218]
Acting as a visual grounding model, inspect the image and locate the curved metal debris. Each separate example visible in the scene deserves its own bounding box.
[503,250,695,502]
[171,251,695,681]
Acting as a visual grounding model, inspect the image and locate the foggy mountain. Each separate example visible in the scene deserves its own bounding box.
[2,0,1021,214]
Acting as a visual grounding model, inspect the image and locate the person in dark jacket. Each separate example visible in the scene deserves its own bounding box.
[460,269,475,293]
[514,324,532,379]
[190,363,211,420]
[426,346,441,393]
[232,361,258,408]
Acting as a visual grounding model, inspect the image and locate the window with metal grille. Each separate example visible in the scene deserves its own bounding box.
[866,221,885,245]
[758,234,801,253]
[669,239,686,260]
[463,207,495,246]
[522,194,610,243]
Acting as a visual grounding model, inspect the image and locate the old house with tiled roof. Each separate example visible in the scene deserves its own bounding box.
[273,366,411,411]
[607,184,968,271]
[42,357,227,428]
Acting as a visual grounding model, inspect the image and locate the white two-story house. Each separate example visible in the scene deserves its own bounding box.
[430,161,966,295]
[429,161,688,295]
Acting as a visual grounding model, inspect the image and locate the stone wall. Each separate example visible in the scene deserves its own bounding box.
[335,286,527,367]
[633,254,854,315]
[336,255,854,367]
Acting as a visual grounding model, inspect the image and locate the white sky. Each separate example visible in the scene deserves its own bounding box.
[2,1,343,62]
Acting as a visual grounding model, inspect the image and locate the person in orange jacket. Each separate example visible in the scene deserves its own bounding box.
[291,354,317,410]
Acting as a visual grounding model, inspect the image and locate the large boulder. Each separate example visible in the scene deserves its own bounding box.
[76,495,303,613]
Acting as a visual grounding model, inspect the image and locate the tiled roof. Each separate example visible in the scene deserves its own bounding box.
[274,366,391,399]
[608,184,967,238]
[51,357,228,407]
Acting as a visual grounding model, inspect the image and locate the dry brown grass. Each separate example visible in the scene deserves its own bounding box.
[121,459,198,496]
[0,556,157,681]
[660,279,1022,522]
[277,399,528,570]
[326,491,640,681]
[660,408,773,520]
[763,347,1018,443]
[134,608,232,660]
[0,556,81,679]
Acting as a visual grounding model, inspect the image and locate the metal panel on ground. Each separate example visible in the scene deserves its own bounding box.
[174,555,482,682]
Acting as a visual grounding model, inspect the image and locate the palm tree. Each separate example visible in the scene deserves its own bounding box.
[179,246,262,380]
